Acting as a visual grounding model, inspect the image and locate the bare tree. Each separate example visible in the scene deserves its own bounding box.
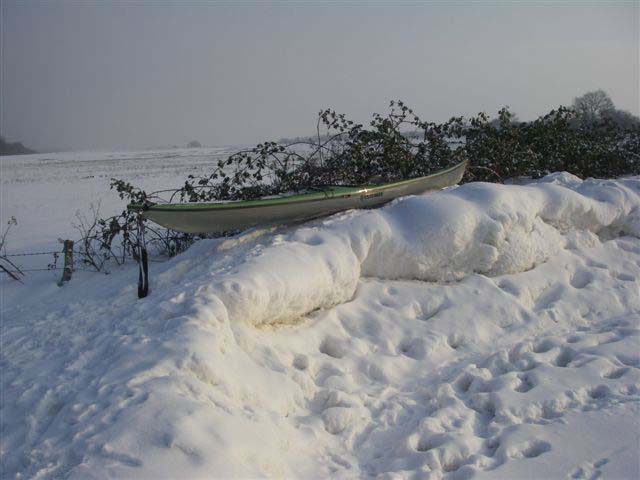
[573,90,615,123]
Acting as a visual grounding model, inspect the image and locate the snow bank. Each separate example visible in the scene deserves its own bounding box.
[2,172,639,479]
[207,174,640,325]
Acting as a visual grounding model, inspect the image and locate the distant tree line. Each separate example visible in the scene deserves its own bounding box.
[0,136,36,156]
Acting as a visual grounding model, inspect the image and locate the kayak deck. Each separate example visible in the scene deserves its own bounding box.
[129,185,360,212]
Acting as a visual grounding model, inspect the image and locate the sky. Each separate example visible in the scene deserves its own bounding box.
[1,1,638,152]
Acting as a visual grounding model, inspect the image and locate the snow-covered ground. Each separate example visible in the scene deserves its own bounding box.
[1,149,639,479]
[0,147,236,253]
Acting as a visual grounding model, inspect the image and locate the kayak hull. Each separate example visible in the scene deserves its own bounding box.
[130,160,467,234]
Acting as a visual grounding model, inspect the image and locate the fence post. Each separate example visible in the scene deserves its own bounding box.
[58,240,74,286]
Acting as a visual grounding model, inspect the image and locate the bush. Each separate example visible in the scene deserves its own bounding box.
[169,100,467,203]
[0,216,24,282]
[163,102,639,201]
[88,101,638,270]
[465,106,639,181]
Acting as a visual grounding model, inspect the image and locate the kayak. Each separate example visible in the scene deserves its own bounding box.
[128,160,468,234]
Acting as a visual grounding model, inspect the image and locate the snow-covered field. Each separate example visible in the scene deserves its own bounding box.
[1,149,639,479]
[0,147,236,253]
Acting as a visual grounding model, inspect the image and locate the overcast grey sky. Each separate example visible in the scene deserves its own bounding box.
[1,1,638,151]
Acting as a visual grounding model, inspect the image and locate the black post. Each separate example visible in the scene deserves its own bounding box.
[137,216,149,298]
[58,240,74,286]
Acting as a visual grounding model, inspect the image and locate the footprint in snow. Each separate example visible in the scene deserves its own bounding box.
[514,373,535,393]
[532,338,556,353]
[609,270,635,282]
[569,457,609,480]
[570,269,594,289]
[602,367,628,379]
[616,354,640,368]
[554,348,576,368]
[585,259,608,269]
[413,433,447,453]
[386,286,399,296]
[616,240,640,255]
[319,336,347,359]
[496,278,522,297]
[292,354,309,370]
[588,385,611,400]
[398,338,427,360]
[504,439,551,460]
[447,334,468,350]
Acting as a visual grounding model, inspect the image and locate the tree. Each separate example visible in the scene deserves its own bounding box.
[187,140,202,148]
[573,90,615,123]
[0,136,36,155]
[489,111,519,129]
[604,109,640,129]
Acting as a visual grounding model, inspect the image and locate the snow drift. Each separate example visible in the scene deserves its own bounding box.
[2,171,639,479]
[206,173,640,326]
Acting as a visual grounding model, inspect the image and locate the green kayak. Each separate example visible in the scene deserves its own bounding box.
[128,160,468,234]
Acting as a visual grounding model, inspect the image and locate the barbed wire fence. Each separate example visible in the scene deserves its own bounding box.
[2,244,170,275]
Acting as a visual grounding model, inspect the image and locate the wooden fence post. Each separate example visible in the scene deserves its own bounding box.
[58,240,74,286]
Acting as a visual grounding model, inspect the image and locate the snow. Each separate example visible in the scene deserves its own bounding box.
[1,150,639,479]
[0,147,235,252]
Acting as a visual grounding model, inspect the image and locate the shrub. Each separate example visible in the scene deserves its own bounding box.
[87,101,638,270]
